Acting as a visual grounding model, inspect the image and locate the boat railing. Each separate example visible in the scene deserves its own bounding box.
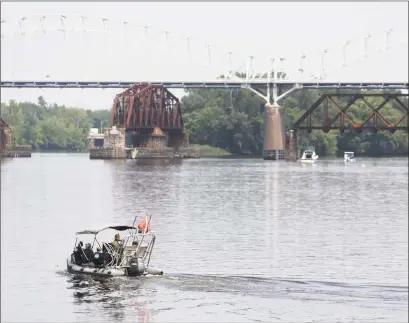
[118,232,156,268]
[119,246,136,267]
[121,232,155,246]
[120,231,155,239]
[102,242,121,267]
[118,245,147,267]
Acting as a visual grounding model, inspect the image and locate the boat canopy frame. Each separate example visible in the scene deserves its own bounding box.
[72,225,156,269]
[76,225,137,235]
[73,225,138,255]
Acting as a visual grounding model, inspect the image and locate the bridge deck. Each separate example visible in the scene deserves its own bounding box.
[1,80,408,90]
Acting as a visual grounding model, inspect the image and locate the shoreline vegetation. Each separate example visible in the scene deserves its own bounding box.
[191,144,232,157]
[1,86,408,158]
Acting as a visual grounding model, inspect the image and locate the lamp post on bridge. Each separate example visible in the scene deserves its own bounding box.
[226,51,233,78]
[185,36,191,61]
[320,49,328,79]
[60,15,66,31]
[39,15,46,34]
[19,16,26,36]
[364,33,372,58]
[298,53,306,75]
[80,15,87,27]
[342,40,351,67]
[164,30,169,42]
[385,28,393,50]
[123,21,128,36]
[207,44,212,65]
[246,55,255,82]
[144,25,150,41]
[279,57,286,79]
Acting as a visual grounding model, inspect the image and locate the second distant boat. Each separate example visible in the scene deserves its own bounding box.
[300,148,319,163]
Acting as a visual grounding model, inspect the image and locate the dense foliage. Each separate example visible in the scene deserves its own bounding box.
[1,96,111,151]
[1,88,408,156]
[181,88,408,157]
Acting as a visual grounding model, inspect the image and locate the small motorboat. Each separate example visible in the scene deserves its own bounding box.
[344,151,356,163]
[300,147,319,163]
[66,217,163,278]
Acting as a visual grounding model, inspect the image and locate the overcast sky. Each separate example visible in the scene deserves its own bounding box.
[1,2,408,110]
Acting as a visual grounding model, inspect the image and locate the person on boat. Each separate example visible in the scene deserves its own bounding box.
[73,241,84,265]
[112,233,122,252]
[82,243,94,263]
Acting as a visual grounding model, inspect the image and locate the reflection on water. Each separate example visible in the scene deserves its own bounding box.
[61,271,408,323]
[1,154,408,322]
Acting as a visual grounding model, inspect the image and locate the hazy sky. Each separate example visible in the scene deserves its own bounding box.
[1,2,408,110]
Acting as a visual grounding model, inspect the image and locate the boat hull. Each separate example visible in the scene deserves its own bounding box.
[66,257,164,277]
[300,158,318,163]
[67,258,125,277]
[344,159,356,163]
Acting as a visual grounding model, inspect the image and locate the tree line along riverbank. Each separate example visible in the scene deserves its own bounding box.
[1,88,407,157]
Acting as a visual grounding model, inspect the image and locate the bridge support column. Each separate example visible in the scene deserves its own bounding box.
[285,130,298,161]
[263,102,286,160]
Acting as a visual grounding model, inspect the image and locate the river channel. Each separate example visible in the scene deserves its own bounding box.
[1,154,408,322]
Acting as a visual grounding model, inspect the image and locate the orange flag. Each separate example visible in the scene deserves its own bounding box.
[137,216,151,233]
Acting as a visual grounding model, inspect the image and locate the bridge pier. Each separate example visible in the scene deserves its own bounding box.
[263,102,286,160]
[285,130,298,161]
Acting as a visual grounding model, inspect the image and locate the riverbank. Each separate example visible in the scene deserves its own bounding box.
[29,145,232,158]
[23,146,408,159]
[190,145,232,157]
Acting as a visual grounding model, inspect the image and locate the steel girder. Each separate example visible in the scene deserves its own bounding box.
[109,84,183,131]
[293,93,409,133]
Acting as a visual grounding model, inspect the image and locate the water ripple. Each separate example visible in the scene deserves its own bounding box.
[1,155,407,322]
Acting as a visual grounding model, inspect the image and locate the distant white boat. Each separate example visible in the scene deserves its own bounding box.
[344,151,356,163]
[300,148,319,163]
[131,148,139,159]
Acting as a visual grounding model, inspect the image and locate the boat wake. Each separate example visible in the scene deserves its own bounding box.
[159,273,408,303]
[61,269,408,306]
[59,270,408,323]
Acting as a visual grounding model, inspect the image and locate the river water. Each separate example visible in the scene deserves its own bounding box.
[1,154,408,322]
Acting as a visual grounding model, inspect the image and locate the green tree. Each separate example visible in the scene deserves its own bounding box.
[1,97,108,151]
[181,85,408,157]
[1,90,407,156]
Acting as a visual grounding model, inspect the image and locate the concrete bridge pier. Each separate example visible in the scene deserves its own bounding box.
[263,102,286,160]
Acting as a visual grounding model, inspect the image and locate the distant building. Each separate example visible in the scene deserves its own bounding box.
[87,128,105,150]
[89,128,99,135]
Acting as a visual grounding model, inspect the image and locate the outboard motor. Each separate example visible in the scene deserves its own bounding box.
[127,257,146,276]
